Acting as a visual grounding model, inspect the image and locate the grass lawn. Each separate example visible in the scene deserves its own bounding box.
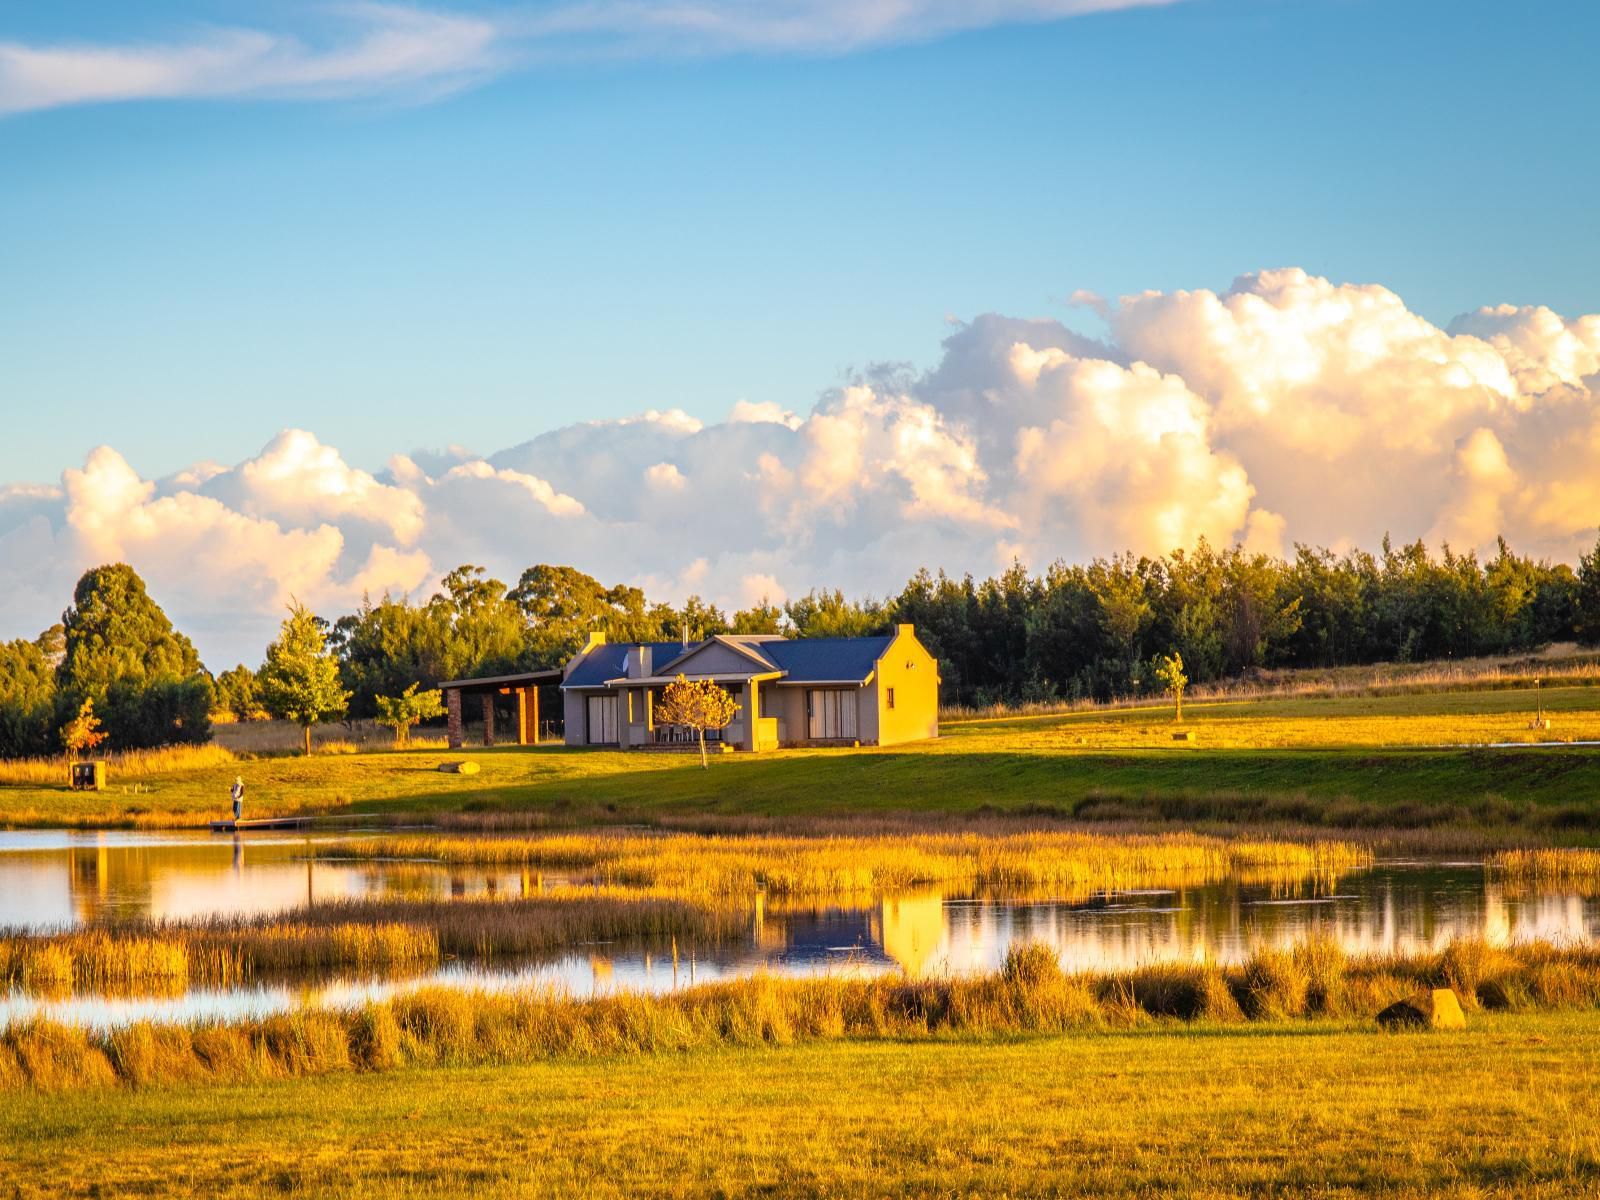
[2,685,1598,831]
[4,1012,1598,1197]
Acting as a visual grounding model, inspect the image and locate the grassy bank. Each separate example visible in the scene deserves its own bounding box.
[0,685,1596,832]
[4,939,1599,1094]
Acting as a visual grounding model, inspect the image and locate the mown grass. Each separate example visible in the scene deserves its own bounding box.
[316,829,1372,899]
[0,893,746,996]
[1,685,1596,832]
[7,1009,1598,1199]
[2,939,1598,1096]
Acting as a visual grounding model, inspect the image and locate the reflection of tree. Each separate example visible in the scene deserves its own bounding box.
[70,843,156,924]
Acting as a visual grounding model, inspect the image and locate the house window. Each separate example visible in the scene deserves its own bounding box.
[887,687,896,711]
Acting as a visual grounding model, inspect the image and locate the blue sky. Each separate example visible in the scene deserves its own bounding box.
[2,0,1597,486]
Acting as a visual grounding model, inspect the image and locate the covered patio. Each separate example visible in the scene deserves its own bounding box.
[437,669,564,749]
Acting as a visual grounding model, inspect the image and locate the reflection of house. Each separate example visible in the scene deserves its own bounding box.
[560,625,939,751]
[877,893,947,977]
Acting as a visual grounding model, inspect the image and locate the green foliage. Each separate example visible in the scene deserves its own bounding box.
[212,665,263,722]
[1578,531,1600,646]
[56,565,211,750]
[898,536,1583,706]
[258,603,349,754]
[373,684,446,746]
[0,634,57,758]
[783,589,888,638]
[334,593,453,719]
[59,564,201,697]
[731,598,785,635]
[1154,652,1187,721]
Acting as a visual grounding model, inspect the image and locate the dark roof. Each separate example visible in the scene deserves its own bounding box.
[761,636,892,683]
[562,635,894,688]
[437,669,563,692]
[563,642,687,688]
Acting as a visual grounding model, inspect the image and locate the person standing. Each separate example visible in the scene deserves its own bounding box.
[230,776,245,824]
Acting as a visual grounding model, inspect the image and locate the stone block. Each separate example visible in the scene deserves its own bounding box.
[1378,987,1466,1030]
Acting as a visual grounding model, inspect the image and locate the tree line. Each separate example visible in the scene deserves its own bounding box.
[3,534,1600,757]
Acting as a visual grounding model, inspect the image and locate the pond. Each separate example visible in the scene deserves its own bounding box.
[1,830,1596,1030]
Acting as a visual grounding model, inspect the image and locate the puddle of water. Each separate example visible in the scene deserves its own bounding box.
[1,832,1597,1030]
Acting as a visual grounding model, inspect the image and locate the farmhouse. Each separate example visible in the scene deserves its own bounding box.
[560,625,939,751]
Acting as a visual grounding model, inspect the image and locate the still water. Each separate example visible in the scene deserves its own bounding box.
[1,830,1596,1030]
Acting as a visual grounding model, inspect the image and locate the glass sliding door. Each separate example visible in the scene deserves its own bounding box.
[586,695,618,744]
[806,689,857,739]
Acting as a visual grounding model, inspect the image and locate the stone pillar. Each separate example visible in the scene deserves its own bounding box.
[446,689,463,749]
[482,694,495,747]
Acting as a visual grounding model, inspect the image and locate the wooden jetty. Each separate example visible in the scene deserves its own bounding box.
[205,813,408,833]
[207,815,316,832]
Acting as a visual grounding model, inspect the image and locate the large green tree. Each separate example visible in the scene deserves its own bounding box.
[56,564,211,750]
[259,603,350,755]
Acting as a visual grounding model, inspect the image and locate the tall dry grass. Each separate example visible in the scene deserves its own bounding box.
[0,743,236,786]
[212,719,447,756]
[1487,848,1600,880]
[942,649,1600,722]
[3,937,1597,1092]
[315,830,1372,900]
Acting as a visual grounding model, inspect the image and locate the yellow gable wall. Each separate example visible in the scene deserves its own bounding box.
[875,625,940,746]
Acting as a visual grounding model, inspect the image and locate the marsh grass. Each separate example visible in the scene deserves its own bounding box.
[0,893,744,996]
[3,937,1598,1092]
[313,830,1372,900]
[1488,848,1600,879]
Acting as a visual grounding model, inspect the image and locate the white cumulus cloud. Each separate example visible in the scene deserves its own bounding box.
[4,267,1599,667]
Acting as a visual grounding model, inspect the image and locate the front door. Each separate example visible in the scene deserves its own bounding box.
[586,695,618,744]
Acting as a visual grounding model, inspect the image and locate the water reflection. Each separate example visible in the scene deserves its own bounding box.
[1,831,1598,1030]
[0,830,561,930]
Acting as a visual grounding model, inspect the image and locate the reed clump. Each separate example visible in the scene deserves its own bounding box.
[5,938,1600,1093]
[315,831,1372,901]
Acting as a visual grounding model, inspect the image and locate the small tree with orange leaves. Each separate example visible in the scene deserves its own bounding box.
[653,674,740,768]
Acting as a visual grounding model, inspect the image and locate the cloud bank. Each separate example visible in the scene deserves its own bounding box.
[0,0,1179,116]
[4,268,1599,667]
